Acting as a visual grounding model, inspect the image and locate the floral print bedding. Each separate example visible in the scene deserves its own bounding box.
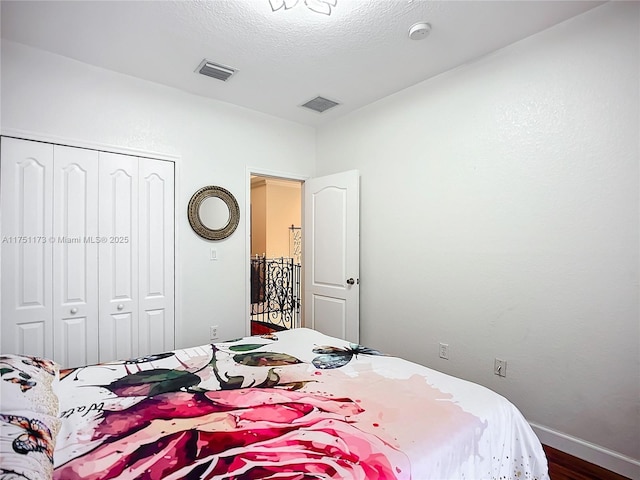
[0,354,61,480]
[49,328,548,479]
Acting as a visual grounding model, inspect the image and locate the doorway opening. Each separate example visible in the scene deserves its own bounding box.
[249,175,303,336]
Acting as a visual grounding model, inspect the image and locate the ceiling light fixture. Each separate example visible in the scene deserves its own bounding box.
[268,0,337,16]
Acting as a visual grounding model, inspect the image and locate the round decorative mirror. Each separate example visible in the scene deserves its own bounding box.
[200,196,230,230]
[188,186,240,240]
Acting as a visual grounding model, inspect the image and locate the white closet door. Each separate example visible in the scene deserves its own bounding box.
[52,145,99,367]
[1,138,54,358]
[138,158,175,356]
[98,152,138,363]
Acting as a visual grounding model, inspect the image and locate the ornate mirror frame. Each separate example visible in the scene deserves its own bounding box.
[188,186,240,240]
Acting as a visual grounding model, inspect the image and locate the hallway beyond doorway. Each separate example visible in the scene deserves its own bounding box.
[249,175,303,334]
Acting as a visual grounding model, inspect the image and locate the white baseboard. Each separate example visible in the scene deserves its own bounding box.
[529,422,640,479]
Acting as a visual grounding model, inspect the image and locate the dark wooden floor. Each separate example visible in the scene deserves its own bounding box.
[544,445,631,480]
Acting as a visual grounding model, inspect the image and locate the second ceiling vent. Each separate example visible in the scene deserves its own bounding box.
[300,96,340,113]
[196,59,237,82]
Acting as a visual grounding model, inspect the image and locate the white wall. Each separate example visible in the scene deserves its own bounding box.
[1,40,316,349]
[317,1,639,470]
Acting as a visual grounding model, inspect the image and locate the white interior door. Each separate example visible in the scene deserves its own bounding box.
[53,145,99,367]
[303,170,360,343]
[99,152,139,362]
[138,157,175,356]
[2,137,176,365]
[0,138,54,358]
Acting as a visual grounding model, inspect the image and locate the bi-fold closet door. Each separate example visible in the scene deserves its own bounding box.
[1,137,175,367]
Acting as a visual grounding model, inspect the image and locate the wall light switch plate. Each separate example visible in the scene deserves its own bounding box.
[494,358,507,377]
[210,248,217,261]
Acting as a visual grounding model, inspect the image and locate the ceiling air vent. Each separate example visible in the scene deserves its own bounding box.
[300,96,340,113]
[196,59,237,82]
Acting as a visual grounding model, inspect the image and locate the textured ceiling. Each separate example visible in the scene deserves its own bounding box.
[1,0,604,126]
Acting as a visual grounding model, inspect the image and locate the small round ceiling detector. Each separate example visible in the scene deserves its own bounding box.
[408,22,431,40]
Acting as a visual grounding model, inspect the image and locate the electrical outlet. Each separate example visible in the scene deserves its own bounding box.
[210,325,219,340]
[439,342,449,360]
[494,358,507,377]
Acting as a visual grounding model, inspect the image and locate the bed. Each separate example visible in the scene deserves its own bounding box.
[1,327,549,479]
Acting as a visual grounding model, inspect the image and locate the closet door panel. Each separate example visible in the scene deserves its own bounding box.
[140,310,166,355]
[60,318,91,368]
[1,138,54,358]
[138,158,175,355]
[53,145,99,367]
[99,152,138,363]
[101,313,134,361]
[16,323,48,356]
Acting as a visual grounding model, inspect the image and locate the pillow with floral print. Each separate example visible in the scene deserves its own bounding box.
[0,410,60,480]
[0,355,60,418]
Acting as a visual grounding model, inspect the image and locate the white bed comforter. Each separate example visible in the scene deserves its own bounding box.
[52,328,549,480]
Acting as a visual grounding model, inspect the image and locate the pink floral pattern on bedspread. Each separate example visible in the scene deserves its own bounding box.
[55,388,405,479]
[52,329,547,480]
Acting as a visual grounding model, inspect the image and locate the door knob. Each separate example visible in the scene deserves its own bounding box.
[70,308,78,314]
[117,304,124,310]
[346,278,355,285]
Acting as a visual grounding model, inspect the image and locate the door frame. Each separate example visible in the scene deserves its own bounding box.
[245,166,308,336]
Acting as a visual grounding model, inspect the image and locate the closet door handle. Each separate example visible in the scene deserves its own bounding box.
[117,304,124,310]
[346,278,355,285]
[70,308,78,315]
